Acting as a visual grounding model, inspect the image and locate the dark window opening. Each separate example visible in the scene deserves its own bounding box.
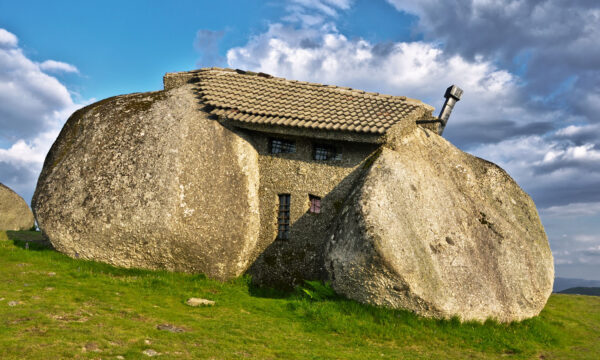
[270,138,296,154]
[314,144,342,161]
[309,195,321,214]
[278,194,291,240]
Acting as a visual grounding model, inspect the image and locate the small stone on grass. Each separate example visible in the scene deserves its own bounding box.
[8,301,20,307]
[143,349,160,357]
[186,298,215,307]
[156,323,186,333]
[84,342,100,352]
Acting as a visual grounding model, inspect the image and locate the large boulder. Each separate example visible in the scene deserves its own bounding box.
[325,127,554,322]
[33,85,261,280]
[0,183,35,231]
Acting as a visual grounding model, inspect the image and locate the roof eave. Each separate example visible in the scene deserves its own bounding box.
[217,117,386,144]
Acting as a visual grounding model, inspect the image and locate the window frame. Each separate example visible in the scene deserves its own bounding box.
[277,194,291,240]
[313,143,342,161]
[309,195,321,214]
[270,138,296,154]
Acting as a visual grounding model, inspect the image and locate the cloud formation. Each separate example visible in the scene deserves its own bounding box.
[39,60,79,74]
[385,0,600,126]
[0,28,84,202]
[0,28,18,48]
[283,0,353,26]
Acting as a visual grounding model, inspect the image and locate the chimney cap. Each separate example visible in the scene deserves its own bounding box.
[444,85,463,101]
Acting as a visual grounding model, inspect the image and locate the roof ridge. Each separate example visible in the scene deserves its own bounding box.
[196,67,415,102]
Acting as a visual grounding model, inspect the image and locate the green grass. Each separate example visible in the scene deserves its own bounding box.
[1,231,599,359]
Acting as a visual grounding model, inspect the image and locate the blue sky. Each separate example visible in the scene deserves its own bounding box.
[1,0,599,280]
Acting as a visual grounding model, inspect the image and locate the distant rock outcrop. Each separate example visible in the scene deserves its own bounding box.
[32,85,261,280]
[0,183,35,231]
[558,287,600,296]
[325,128,554,322]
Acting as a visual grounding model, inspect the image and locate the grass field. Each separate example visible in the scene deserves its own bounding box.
[1,230,599,359]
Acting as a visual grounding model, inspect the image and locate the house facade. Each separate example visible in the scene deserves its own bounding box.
[164,68,438,286]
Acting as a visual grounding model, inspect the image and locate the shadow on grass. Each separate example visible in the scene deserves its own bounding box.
[247,277,564,356]
[246,278,330,300]
[248,281,296,299]
[6,230,55,251]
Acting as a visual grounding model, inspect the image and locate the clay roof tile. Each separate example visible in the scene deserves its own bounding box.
[189,68,431,135]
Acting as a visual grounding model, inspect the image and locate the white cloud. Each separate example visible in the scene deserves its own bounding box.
[0,28,18,48]
[39,60,79,74]
[541,144,600,163]
[550,234,600,266]
[0,28,86,203]
[541,202,600,217]
[470,135,600,207]
[573,235,600,244]
[283,0,353,27]
[0,41,74,141]
[227,23,519,111]
[384,0,600,119]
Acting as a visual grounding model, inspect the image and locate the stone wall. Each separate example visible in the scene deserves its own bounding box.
[163,71,201,91]
[240,129,378,288]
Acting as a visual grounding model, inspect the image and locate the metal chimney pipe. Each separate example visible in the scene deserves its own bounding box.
[438,85,463,135]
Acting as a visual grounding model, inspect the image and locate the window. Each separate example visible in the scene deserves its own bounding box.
[314,144,342,161]
[270,138,296,154]
[277,194,291,240]
[309,195,321,214]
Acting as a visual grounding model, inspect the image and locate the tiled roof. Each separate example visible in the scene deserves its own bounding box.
[192,68,432,135]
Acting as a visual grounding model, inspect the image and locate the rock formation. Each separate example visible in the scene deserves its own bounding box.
[0,183,35,231]
[32,85,261,280]
[325,127,554,322]
[32,69,554,322]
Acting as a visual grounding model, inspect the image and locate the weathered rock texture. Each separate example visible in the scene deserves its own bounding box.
[0,183,35,231]
[33,85,261,279]
[325,127,554,322]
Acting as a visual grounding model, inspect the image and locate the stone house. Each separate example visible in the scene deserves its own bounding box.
[34,67,553,321]
[164,68,441,287]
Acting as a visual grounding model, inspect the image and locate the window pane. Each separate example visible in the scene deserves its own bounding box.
[313,144,341,161]
[278,194,291,239]
[309,195,321,214]
[271,139,296,154]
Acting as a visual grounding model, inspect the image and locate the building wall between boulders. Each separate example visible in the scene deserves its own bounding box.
[239,129,379,288]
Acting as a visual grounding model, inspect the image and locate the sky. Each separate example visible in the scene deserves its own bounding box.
[1,0,599,280]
